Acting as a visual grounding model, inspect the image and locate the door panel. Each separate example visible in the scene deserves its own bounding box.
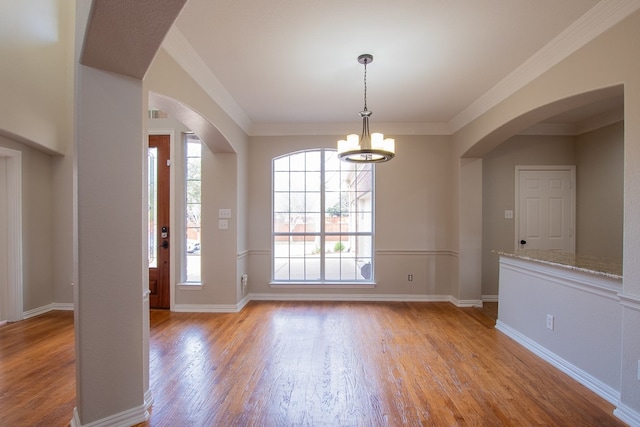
[148,135,170,309]
[517,168,575,252]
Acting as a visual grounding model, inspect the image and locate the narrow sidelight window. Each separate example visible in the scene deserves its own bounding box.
[184,134,202,282]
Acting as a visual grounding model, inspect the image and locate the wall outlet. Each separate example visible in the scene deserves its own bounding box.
[241,274,248,294]
[546,314,555,330]
[408,274,413,282]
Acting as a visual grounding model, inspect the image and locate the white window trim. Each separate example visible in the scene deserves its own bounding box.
[177,282,203,290]
[183,134,202,285]
[271,149,376,284]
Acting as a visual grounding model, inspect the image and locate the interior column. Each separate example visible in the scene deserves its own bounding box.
[73,63,148,425]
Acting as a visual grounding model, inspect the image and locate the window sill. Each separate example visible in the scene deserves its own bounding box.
[177,282,203,291]
[270,282,376,289]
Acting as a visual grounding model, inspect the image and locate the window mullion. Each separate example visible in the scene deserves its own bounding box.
[320,149,326,281]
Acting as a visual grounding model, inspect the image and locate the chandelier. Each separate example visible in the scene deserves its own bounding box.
[337,54,395,163]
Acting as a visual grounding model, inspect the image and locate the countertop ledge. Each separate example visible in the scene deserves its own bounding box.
[495,249,622,280]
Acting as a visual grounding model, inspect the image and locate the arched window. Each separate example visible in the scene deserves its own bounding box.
[273,149,374,283]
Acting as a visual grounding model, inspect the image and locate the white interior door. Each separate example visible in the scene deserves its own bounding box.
[516,166,575,252]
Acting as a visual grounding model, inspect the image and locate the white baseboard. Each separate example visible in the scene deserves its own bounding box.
[449,297,484,307]
[482,294,499,302]
[614,402,640,427]
[248,292,451,303]
[144,389,153,411]
[23,302,74,319]
[23,304,54,319]
[173,294,477,311]
[496,320,620,406]
[70,402,149,427]
[173,299,248,313]
[237,295,250,310]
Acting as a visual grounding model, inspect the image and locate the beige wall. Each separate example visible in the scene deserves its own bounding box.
[145,50,250,307]
[457,9,640,415]
[248,135,454,296]
[0,0,73,155]
[576,121,624,260]
[482,135,576,295]
[0,0,75,312]
[481,123,624,296]
[0,136,54,311]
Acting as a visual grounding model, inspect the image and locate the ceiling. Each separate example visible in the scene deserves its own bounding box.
[164,0,630,136]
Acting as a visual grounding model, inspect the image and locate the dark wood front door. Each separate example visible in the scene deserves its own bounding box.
[148,135,170,309]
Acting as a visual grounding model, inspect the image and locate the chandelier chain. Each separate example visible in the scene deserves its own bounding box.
[363,58,368,111]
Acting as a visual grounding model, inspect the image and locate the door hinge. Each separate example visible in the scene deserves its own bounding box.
[167,159,171,167]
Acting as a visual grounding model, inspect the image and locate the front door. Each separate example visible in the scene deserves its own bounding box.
[516,166,575,252]
[148,135,170,309]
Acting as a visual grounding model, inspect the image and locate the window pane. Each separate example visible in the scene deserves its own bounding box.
[324,150,340,172]
[306,192,320,212]
[186,181,201,203]
[306,151,321,170]
[274,171,289,191]
[274,156,289,172]
[148,147,158,268]
[305,258,321,280]
[290,152,306,171]
[274,192,290,214]
[186,158,200,180]
[305,212,321,233]
[274,257,290,281]
[306,171,321,191]
[290,171,305,191]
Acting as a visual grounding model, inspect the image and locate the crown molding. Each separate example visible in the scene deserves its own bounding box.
[248,122,452,137]
[450,0,640,133]
[161,1,639,137]
[161,27,252,133]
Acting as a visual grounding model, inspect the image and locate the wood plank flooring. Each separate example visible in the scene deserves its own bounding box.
[0,311,76,426]
[0,302,625,426]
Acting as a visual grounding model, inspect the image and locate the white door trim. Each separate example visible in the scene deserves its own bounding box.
[514,165,576,252]
[0,147,23,322]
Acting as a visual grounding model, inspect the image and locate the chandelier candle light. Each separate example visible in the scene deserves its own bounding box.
[337,54,395,163]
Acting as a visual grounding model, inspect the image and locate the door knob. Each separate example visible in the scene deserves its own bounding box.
[520,240,527,245]
[161,240,169,249]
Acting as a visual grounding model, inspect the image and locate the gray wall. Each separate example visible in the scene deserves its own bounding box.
[482,135,576,296]
[0,135,54,311]
[248,134,455,297]
[575,122,624,261]
[482,122,624,296]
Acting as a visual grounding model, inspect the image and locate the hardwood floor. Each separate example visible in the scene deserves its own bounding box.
[0,302,624,426]
[0,311,76,426]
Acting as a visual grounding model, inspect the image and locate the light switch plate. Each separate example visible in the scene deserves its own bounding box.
[218,219,229,230]
[504,210,513,219]
[219,208,232,219]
